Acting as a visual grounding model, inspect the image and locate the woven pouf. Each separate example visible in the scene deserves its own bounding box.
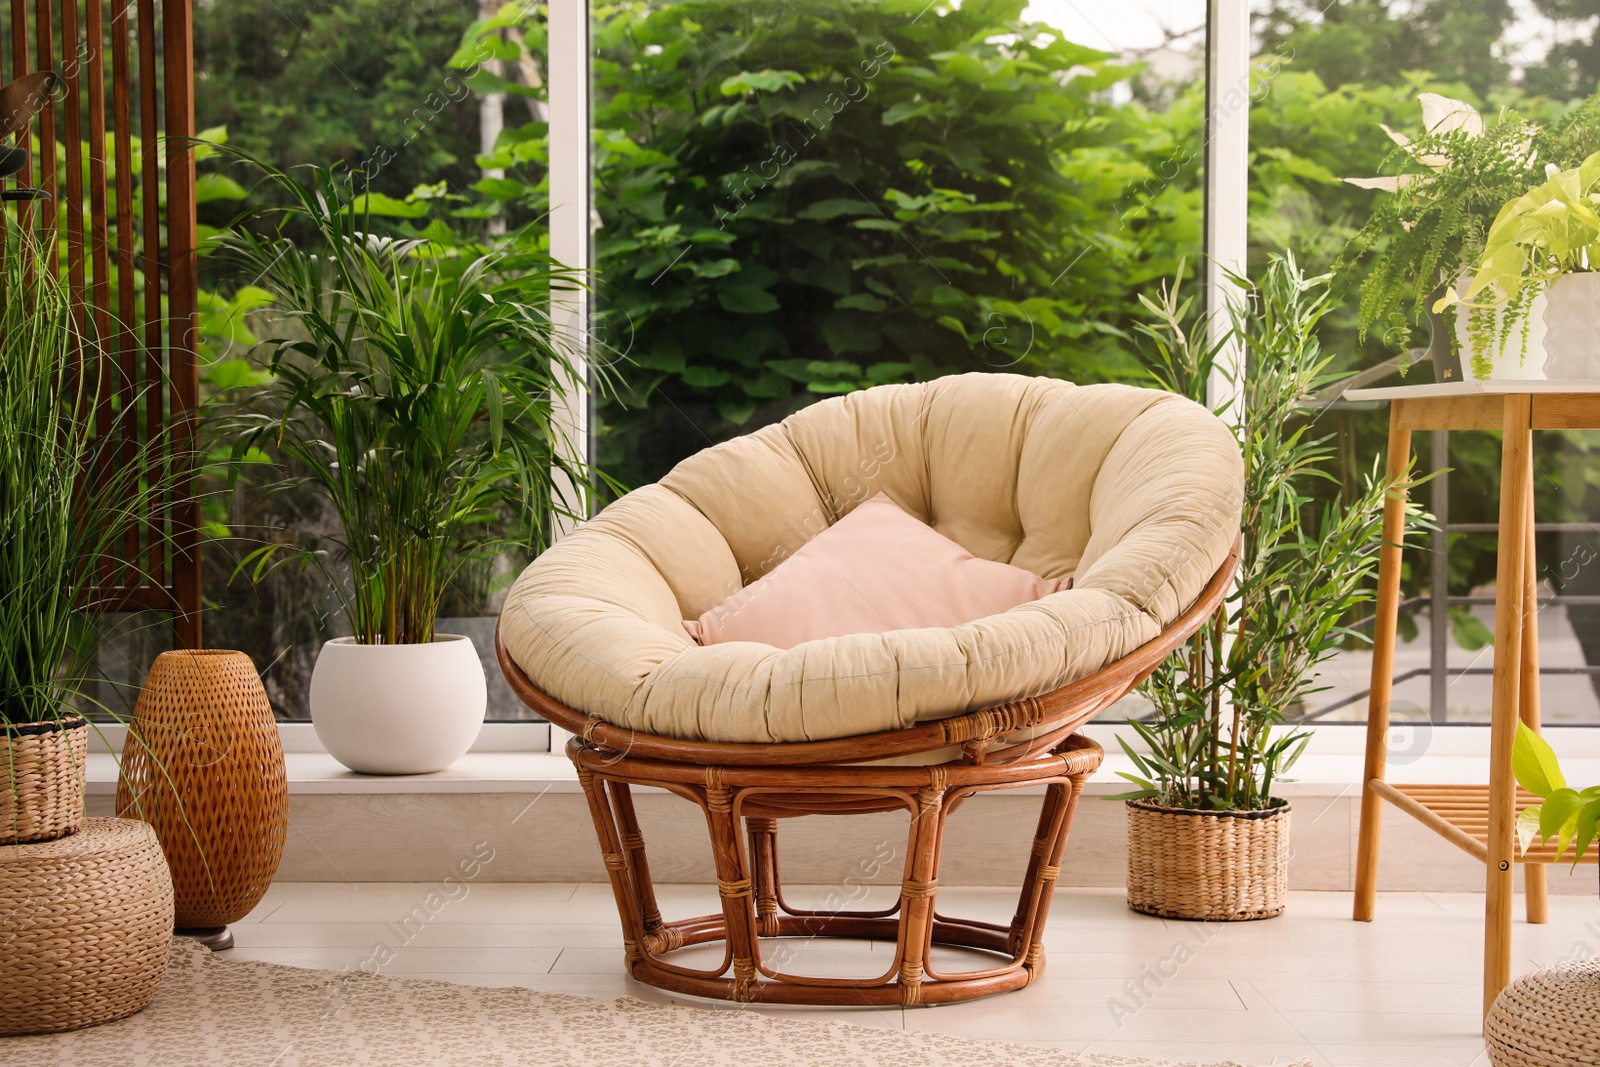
[2,716,87,844]
[1485,960,1600,1067]
[117,649,287,929]
[1126,799,1291,921]
[0,816,174,1035]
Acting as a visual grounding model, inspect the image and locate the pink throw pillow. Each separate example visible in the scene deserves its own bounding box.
[685,493,1071,648]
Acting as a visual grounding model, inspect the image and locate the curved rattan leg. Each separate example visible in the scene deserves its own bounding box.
[611,783,664,932]
[747,817,781,938]
[895,771,949,1006]
[703,772,761,1000]
[576,767,647,966]
[1015,779,1082,980]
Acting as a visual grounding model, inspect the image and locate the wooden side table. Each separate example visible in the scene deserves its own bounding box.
[1347,381,1600,1016]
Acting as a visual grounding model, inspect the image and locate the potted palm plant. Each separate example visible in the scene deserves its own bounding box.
[1115,255,1424,921]
[1441,152,1600,379]
[1,221,167,841]
[217,153,603,775]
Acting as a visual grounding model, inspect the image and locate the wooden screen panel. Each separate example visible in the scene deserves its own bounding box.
[5,0,200,647]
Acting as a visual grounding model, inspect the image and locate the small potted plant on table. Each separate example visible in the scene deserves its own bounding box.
[1115,255,1423,921]
[1441,152,1600,380]
[217,154,603,775]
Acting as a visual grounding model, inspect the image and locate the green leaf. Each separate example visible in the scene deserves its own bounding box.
[719,69,805,95]
[471,177,530,201]
[716,394,759,425]
[717,286,780,314]
[350,192,429,218]
[1512,722,1568,798]
[195,173,248,203]
[835,293,887,312]
[681,365,732,388]
[1516,805,1543,855]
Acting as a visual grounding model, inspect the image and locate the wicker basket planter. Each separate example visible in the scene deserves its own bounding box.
[0,816,174,1034]
[1126,798,1290,921]
[117,649,288,930]
[1485,960,1600,1066]
[1,716,88,845]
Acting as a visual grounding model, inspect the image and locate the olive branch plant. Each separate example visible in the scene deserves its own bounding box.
[1115,255,1429,811]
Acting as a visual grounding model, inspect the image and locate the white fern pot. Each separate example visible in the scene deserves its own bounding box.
[1541,273,1600,379]
[1456,273,1548,381]
[309,634,487,775]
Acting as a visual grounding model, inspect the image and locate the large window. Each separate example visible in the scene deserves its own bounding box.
[92,1,1600,731]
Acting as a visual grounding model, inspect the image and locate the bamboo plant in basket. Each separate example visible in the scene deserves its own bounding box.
[1115,255,1426,921]
[214,149,610,775]
[0,221,176,845]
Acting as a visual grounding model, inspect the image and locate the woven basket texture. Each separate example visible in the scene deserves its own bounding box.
[116,650,287,928]
[2,716,87,845]
[0,816,174,1034]
[1126,799,1290,921]
[1485,960,1600,1067]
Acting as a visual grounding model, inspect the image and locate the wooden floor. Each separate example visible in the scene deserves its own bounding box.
[223,881,1600,1066]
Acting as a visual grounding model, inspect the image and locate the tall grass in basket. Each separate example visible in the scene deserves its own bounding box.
[213,149,611,646]
[0,222,178,727]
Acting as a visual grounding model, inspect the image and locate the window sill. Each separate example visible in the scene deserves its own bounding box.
[84,723,1600,798]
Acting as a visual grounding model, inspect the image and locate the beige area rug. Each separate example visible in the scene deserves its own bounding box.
[6,941,1313,1067]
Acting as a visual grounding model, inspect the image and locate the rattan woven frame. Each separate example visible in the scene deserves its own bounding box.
[1,716,87,845]
[497,544,1238,1005]
[116,650,289,928]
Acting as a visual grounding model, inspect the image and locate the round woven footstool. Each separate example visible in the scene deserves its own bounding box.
[1485,960,1600,1066]
[0,817,175,1035]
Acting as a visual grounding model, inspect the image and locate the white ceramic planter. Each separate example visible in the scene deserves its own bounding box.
[309,634,487,775]
[1541,273,1600,379]
[1455,273,1548,381]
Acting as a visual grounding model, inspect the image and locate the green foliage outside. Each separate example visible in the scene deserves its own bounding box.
[177,0,1600,716]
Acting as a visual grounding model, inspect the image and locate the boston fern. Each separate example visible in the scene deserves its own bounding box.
[1343,112,1540,353]
[215,151,607,646]
[1116,256,1427,811]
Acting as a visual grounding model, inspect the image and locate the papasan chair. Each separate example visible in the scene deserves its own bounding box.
[497,372,1242,1006]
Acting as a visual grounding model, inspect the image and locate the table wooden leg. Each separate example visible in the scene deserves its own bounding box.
[1519,470,1549,926]
[1355,415,1413,922]
[1485,394,1533,1016]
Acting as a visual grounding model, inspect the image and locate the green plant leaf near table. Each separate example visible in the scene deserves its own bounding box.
[1513,721,1600,865]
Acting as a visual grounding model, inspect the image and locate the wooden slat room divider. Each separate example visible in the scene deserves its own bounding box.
[7,0,201,647]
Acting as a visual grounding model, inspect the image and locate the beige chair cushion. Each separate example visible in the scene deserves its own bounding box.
[500,373,1243,744]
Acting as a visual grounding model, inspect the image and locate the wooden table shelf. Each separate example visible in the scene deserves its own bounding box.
[1372,783,1600,867]
[1344,380,1600,1017]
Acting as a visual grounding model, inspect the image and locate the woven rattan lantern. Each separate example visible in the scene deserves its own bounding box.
[117,650,288,947]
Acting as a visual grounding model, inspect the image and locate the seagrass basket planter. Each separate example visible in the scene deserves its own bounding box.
[1485,960,1600,1067]
[1125,798,1290,921]
[0,816,174,1035]
[117,649,288,932]
[2,716,88,845]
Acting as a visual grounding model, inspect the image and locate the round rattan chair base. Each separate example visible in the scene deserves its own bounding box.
[565,732,1104,1007]
[1485,960,1600,1067]
[0,817,175,1035]
[1125,800,1291,922]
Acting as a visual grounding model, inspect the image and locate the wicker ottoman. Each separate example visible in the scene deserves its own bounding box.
[1485,960,1600,1066]
[0,817,175,1035]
